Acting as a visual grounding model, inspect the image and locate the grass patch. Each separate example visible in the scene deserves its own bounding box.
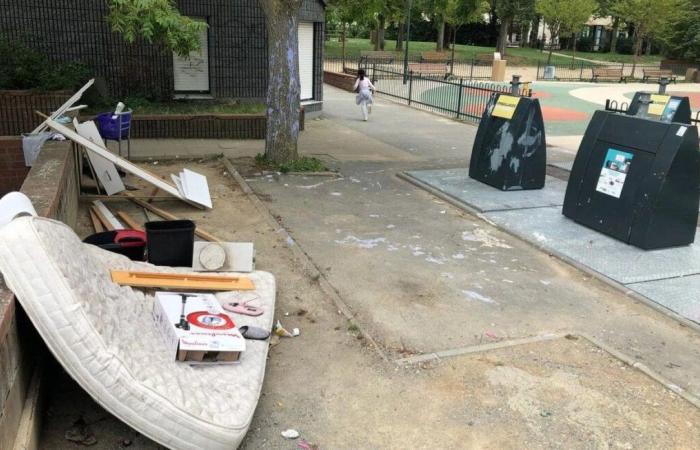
[325,38,663,66]
[255,153,327,173]
[85,98,265,116]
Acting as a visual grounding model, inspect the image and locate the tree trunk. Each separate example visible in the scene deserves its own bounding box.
[341,22,346,71]
[436,16,445,51]
[259,0,302,163]
[396,21,404,51]
[609,17,619,53]
[497,17,510,57]
[450,25,457,75]
[632,29,642,80]
[572,33,577,62]
[529,16,540,48]
[645,39,652,56]
[375,14,386,50]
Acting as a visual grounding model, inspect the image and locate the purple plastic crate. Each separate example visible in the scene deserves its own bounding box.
[95,111,132,140]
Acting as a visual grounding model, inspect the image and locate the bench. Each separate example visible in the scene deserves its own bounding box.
[407,63,449,78]
[642,69,677,83]
[475,53,495,62]
[592,67,626,83]
[421,51,451,64]
[360,51,395,64]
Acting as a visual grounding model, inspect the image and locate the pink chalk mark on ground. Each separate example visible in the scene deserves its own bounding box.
[671,92,700,109]
[540,106,589,122]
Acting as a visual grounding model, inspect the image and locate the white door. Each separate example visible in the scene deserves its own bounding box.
[173,23,209,92]
[298,22,314,101]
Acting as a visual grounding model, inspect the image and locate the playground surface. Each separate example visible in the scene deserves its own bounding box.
[415,80,700,152]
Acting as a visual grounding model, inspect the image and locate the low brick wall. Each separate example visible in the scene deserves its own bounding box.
[0,90,72,136]
[0,139,76,449]
[0,137,30,196]
[324,71,357,92]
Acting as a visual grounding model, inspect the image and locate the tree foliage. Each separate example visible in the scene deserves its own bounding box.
[537,0,596,38]
[107,0,208,56]
[612,0,674,56]
[659,0,700,61]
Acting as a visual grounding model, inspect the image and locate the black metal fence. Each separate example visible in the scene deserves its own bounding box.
[366,66,528,123]
[324,57,494,81]
[536,61,698,82]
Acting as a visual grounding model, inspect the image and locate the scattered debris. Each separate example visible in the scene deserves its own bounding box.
[274,320,294,338]
[292,328,301,337]
[64,418,97,446]
[298,439,319,449]
[334,235,386,249]
[281,429,300,439]
[462,290,497,304]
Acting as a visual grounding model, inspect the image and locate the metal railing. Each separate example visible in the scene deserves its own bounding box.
[537,61,698,82]
[367,66,529,123]
[605,98,700,126]
[324,56,493,81]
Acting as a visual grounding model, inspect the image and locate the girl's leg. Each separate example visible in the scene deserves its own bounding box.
[360,102,368,121]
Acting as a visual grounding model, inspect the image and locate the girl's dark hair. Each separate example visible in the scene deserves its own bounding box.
[358,69,365,80]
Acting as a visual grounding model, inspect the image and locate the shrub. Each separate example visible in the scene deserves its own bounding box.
[0,36,92,91]
[576,36,595,53]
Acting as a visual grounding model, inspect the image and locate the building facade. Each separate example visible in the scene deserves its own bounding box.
[0,0,325,112]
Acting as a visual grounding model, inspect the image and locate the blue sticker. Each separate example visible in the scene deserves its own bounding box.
[596,148,633,198]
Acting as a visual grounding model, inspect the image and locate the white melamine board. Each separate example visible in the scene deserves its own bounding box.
[45,118,209,209]
[74,119,126,196]
[180,169,212,209]
[32,79,94,134]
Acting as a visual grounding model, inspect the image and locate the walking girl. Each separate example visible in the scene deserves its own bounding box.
[353,69,375,121]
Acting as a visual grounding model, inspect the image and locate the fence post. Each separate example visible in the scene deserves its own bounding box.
[469,58,474,80]
[621,63,625,79]
[456,78,464,119]
[579,63,584,81]
[408,71,413,106]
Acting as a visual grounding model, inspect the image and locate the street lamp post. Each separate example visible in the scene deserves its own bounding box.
[403,0,413,84]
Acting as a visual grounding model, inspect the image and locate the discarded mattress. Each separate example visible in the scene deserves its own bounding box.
[0,217,275,450]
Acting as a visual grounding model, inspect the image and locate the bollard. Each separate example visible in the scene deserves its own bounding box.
[510,75,521,95]
[658,76,670,94]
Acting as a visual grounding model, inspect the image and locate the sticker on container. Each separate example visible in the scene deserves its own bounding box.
[491,94,520,120]
[596,148,633,199]
[661,98,681,122]
[648,94,670,116]
[676,126,687,137]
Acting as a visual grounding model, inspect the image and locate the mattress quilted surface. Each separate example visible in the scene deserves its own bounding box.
[0,217,276,450]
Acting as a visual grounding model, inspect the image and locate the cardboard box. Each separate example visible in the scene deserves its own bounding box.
[153,292,245,364]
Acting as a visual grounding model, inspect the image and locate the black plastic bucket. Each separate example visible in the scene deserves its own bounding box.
[145,220,195,267]
[83,230,147,261]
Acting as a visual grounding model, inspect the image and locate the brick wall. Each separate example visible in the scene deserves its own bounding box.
[0,91,72,136]
[0,140,75,449]
[324,71,357,92]
[0,137,30,196]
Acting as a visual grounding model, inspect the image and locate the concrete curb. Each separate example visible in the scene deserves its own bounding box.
[222,158,390,363]
[397,171,700,335]
[398,331,700,410]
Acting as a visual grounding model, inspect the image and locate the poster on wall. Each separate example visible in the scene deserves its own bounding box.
[595,148,634,198]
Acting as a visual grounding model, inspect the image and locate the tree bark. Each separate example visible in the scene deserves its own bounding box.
[260,0,302,163]
[645,39,652,56]
[572,33,577,62]
[375,14,386,50]
[436,16,445,51]
[396,21,404,51]
[529,16,540,48]
[609,17,619,53]
[341,22,346,70]
[497,17,510,57]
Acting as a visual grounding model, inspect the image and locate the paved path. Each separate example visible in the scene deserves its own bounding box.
[249,84,700,399]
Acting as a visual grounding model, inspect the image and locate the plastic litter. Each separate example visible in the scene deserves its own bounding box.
[281,429,300,439]
[274,320,294,338]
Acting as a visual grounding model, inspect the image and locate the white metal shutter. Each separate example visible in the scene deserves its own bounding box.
[298,22,314,101]
[173,24,210,92]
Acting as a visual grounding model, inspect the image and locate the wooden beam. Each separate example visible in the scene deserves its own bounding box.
[110,270,254,291]
[92,201,124,230]
[31,79,94,134]
[124,193,221,242]
[90,206,115,231]
[116,211,143,231]
[88,209,105,233]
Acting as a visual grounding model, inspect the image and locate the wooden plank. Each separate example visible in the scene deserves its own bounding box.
[88,209,105,233]
[31,79,94,134]
[116,211,143,231]
[90,206,115,231]
[110,270,255,291]
[124,193,221,242]
[92,201,124,230]
[43,118,208,210]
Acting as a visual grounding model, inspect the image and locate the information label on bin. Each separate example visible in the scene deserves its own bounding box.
[491,95,520,120]
[596,148,633,198]
[648,94,670,116]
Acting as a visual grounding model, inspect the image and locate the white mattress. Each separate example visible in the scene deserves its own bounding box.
[0,217,275,449]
